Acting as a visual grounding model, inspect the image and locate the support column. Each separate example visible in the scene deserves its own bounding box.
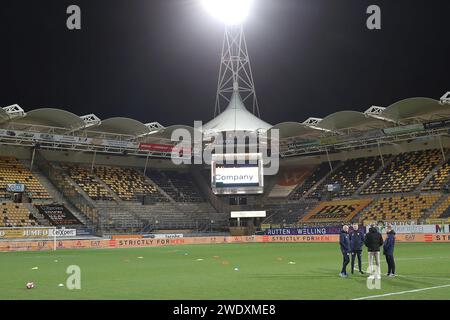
[91,151,97,172]
[438,135,446,161]
[325,148,333,171]
[377,141,385,167]
[143,151,150,176]
[30,148,36,171]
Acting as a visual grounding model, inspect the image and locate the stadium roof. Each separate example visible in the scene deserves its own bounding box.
[1,94,448,140]
[139,125,199,142]
[381,97,449,122]
[316,110,388,132]
[269,122,323,139]
[88,117,150,136]
[0,108,9,124]
[13,108,85,130]
[202,91,272,133]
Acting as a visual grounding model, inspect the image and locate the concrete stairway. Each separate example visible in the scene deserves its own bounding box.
[94,176,123,202]
[24,202,50,226]
[351,196,380,223]
[416,150,450,191]
[191,166,229,214]
[24,160,92,227]
[116,201,227,231]
[141,173,174,203]
[354,155,394,196]
[262,174,279,200]
[422,192,448,220]
[94,201,144,230]
[32,155,109,233]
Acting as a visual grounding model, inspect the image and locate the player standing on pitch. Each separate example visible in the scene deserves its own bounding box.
[383,226,396,277]
[349,223,365,274]
[364,225,383,279]
[339,225,351,278]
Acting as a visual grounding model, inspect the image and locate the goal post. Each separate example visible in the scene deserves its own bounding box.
[0,226,57,251]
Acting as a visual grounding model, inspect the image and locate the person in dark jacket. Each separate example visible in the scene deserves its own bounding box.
[339,225,351,277]
[383,227,396,277]
[364,225,384,279]
[349,223,365,274]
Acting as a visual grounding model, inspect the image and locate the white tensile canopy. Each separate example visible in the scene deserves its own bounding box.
[202,91,271,132]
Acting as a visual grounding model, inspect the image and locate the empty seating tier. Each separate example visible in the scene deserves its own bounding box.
[94,166,167,202]
[422,158,450,191]
[289,162,336,200]
[263,201,318,225]
[311,156,382,198]
[429,195,450,219]
[0,202,39,227]
[63,165,113,201]
[360,194,440,222]
[147,170,204,202]
[361,149,442,194]
[0,157,50,199]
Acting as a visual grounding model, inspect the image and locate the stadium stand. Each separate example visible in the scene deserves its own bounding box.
[49,163,218,232]
[12,149,447,232]
[360,194,440,222]
[63,165,113,201]
[262,201,318,225]
[0,202,39,227]
[267,168,311,198]
[289,162,337,200]
[61,165,167,203]
[300,198,372,224]
[93,166,167,202]
[147,170,204,202]
[311,156,382,198]
[0,156,50,199]
[361,149,442,194]
[94,166,140,201]
[429,195,450,219]
[422,158,450,191]
[34,204,82,226]
[1,93,450,235]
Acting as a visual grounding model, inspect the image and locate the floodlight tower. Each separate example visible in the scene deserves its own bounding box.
[203,0,260,117]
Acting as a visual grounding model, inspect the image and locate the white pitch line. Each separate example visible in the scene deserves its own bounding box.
[352,284,450,300]
[396,275,450,281]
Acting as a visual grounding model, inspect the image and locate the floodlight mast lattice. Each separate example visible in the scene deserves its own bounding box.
[3,104,26,119]
[214,24,260,118]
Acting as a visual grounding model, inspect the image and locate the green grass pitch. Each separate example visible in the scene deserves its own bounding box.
[1,242,449,300]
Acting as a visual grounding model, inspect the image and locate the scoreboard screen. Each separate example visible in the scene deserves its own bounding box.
[211,153,264,194]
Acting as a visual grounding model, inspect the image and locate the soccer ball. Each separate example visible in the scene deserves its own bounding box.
[26,282,34,289]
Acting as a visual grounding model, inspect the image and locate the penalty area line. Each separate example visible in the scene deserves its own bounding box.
[352,283,450,300]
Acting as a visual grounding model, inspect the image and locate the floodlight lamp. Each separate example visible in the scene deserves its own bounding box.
[202,0,253,25]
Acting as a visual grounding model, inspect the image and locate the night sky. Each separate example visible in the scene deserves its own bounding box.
[1,0,449,127]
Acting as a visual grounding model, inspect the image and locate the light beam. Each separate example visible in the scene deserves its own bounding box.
[202,0,253,25]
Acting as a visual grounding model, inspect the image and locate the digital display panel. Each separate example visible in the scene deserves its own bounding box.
[211,153,264,194]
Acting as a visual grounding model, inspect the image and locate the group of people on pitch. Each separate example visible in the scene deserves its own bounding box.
[339,223,396,279]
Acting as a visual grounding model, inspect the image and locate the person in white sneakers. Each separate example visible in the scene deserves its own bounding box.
[364,225,384,279]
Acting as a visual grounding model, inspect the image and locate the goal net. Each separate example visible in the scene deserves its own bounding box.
[0,226,57,251]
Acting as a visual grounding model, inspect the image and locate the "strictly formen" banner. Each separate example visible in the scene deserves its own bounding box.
[1,233,450,252]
